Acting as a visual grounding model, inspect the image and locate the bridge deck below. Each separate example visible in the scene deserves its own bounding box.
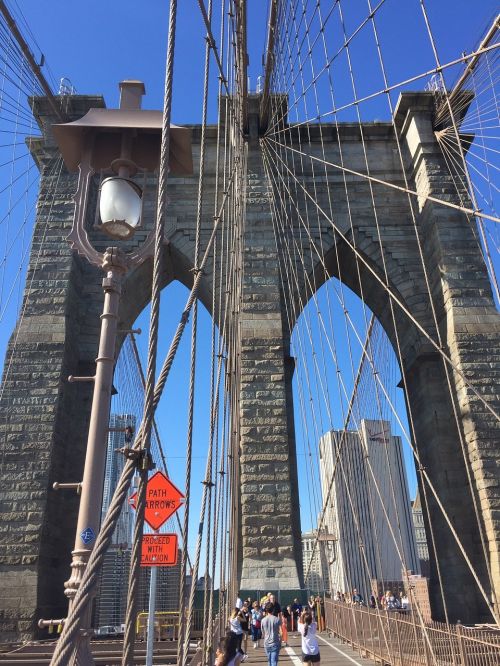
[243,633,366,666]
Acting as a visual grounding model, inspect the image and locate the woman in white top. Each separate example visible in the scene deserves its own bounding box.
[229,608,248,661]
[298,610,320,664]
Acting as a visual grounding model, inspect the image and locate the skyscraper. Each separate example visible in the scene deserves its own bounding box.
[411,490,430,577]
[101,413,136,546]
[302,530,331,593]
[319,419,419,601]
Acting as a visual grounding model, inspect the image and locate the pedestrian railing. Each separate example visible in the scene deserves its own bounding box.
[135,609,205,641]
[188,613,221,666]
[324,600,500,666]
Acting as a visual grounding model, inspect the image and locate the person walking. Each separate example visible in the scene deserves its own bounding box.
[251,601,262,649]
[307,596,316,618]
[240,602,251,654]
[292,598,302,631]
[352,589,364,606]
[281,611,288,647]
[298,610,320,664]
[261,602,281,666]
[314,596,325,631]
[268,594,281,617]
[229,608,247,661]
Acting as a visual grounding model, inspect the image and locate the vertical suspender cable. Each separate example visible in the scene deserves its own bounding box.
[122,1,178,664]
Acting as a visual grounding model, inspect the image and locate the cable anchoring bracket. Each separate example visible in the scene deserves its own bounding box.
[53,482,82,493]
[68,375,95,383]
[117,446,155,472]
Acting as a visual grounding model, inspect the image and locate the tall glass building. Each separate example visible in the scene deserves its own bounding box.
[319,419,419,601]
[101,413,136,546]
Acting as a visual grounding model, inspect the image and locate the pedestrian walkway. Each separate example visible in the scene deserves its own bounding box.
[241,633,366,665]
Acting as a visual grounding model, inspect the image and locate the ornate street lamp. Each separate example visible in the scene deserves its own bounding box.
[99,176,142,239]
[40,80,192,663]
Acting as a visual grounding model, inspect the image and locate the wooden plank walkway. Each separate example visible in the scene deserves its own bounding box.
[240,632,368,666]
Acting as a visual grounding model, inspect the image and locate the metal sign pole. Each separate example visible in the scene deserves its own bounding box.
[146,532,159,666]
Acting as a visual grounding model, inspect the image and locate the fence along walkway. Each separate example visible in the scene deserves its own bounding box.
[325,601,500,666]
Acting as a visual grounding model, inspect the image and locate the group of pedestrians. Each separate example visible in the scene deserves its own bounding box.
[333,587,410,611]
[215,592,321,666]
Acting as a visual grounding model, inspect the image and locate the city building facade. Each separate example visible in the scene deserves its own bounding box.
[411,491,430,577]
[94,545,182,630]
[319,419,419,601]
[101,414,136,546]
[302,530,331,594]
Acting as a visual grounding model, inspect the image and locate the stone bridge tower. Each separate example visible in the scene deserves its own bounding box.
[0,87,499,641]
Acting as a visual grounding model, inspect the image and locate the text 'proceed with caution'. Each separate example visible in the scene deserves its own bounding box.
[129,471,185,567]
[140,533,178,567]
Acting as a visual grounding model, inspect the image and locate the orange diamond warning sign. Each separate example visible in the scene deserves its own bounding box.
[141,533,178,567]
[129,471,185,530]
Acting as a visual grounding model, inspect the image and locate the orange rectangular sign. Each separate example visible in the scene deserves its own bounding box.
[140,533,178,567]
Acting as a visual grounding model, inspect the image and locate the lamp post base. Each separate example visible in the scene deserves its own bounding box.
[68,628,96,666]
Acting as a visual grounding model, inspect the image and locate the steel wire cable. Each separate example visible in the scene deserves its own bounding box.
[264,140,436,647]
[262,1,500,632]
[262,136,500,626]
[176,0,214,659]
[121,0,182,660]
[49,171,234,666]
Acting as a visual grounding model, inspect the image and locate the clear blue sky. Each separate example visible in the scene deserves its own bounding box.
[1,0,498,573]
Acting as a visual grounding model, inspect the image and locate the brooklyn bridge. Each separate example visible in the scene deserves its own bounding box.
[0,0,499,664]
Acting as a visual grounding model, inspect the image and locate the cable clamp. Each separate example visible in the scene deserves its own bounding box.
[118,327,142,335]
[117,447,155,471]
[202,479,215,488]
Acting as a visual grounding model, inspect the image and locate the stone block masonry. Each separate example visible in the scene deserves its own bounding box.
[0,91,499,641]
[235,129,303,590]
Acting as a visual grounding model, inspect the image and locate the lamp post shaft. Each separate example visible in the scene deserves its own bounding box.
[64,247,127,666]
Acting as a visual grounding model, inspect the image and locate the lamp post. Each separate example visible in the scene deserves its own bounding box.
[46,81,192,665]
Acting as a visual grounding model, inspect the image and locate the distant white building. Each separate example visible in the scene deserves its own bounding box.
[319,419,419,601]
[411,490,430,577]
[302,530,331,593]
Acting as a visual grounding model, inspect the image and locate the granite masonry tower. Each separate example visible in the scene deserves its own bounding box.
[0,88,499,641]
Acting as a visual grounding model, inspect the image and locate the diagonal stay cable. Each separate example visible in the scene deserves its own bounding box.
[128,331,191,569]
[267,137,500,225]
[263,136,500,424]
[122,0,180,662]
[48,166,235,666]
